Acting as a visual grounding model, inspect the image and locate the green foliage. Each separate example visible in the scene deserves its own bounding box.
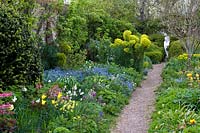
[56,53,67,68]
[53,127,70,133]
[41,45,58,70]
[169,40,185,59]
[145,51,163,64]
[135,19,164,34]
[0,1,42,87]
[143,55,153,69]
[145,43,164,63]
[149,57,200,133]
[149,34,165,48]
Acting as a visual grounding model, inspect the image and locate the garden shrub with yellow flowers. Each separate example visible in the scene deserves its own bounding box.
[149,55,200,133]
[110,30,151,72]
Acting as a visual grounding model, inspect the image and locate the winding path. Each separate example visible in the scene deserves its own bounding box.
[111,63,164,133]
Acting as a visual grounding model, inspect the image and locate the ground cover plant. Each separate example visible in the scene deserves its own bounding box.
[149,54,200,133]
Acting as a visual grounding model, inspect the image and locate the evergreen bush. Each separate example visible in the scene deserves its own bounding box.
[168,40,185,59]
[0,1,42,87]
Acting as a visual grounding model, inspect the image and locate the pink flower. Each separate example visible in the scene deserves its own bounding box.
[0,103,12,110]
[36,83,43,89]
[0,92,12,98]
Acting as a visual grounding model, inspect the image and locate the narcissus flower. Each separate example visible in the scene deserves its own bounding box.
[190,119,196,124]
[41,94,47,100]
[41,100,46,105]
[187,73,192,78]
[51,100,56,105]
[57,92,62,99]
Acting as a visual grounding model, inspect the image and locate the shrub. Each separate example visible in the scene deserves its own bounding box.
[145,43,164,63]
[56,53,67,68]
[0,1,42,87]
[143,55,153,69]
[168,40,185,59]
[149,34,165,48]
[145,51,163,64]
[110,30,151,72]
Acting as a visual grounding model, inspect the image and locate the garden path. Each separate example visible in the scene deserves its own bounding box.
[111,63,164,133]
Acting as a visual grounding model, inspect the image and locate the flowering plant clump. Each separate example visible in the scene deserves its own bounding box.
[110,30,151,72]
[186,72,200,88]
[0,91,16,132]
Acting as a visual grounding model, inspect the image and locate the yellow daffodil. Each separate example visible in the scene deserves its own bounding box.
[196,74,199,77]
[41,94,47,100]
[187,73,192,78]
[51,100,56,105]
[41,100,46,105]
[190,119,196,124]
[57,92,62,99]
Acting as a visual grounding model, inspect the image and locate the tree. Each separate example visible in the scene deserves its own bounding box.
[160,0,200,65]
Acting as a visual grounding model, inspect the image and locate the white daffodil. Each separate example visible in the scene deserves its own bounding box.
[80,92,84,95]
[12,96,17,102]
[22,87,27,92]
[72,84,77,90]
[36,98,40,103]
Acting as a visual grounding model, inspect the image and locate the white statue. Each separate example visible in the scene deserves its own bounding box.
[164,33,170,59]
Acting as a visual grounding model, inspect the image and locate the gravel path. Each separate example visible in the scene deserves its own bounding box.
[111,63,164,133]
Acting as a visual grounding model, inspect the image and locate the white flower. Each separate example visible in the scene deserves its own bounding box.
[79,89,81,92]
[80,92,84,95]
[12,96,17,102]
[22,87,27,92]
[48,80,51,83]
[36,98,40,103]
[80,98,82,101]
[68,91,71,94]
[73,91,77,96]
[72,84,77,90]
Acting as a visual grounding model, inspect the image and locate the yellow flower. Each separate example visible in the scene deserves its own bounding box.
[123,48,130,53]
[123,30,132,41]
[140,36,151,48]
[42,100,46,105]
[190,119,196,124]
[131,35,139,43]
[9,104,14,111]
[114,38,123,45]
[41,94,47,100]
[141,34,149,39]
[57,92,62,99]
[51,100,56,105]
[187,73,192,78]
[196,74,199,77]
